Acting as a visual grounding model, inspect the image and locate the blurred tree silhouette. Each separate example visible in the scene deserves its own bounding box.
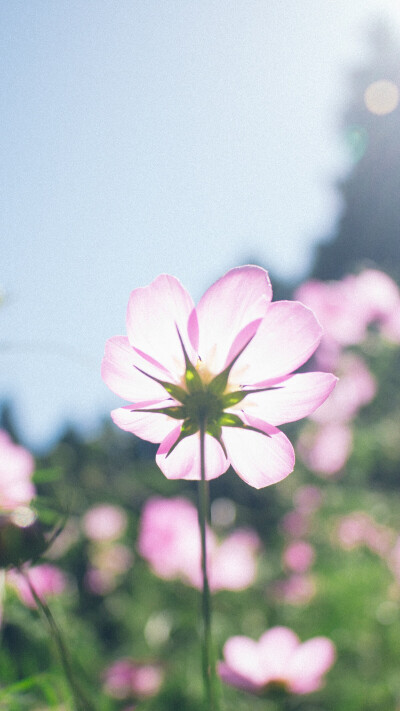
[311,21,400,282]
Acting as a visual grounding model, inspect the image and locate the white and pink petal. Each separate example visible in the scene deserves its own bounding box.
[101,336,167,401]
[126,274,197,382]
[230,301,322,386]
[222,636,267,687]
[217,662,261,694]
[258,627,299,679]
[111,401,180,443]
[239,372,338,426]
[288,637,336,693]
[196,266,271,377]
[222,414,295,489]
[156,427,230,481]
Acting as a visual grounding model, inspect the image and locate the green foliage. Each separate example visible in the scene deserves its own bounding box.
[1,325,400,711]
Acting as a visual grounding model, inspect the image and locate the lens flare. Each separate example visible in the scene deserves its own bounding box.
[364,80,399,116]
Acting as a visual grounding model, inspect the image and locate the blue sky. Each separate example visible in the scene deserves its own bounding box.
[1,0,399,450]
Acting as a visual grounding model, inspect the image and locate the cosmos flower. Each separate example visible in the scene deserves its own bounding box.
[218,626,335,695]
[138,496,260,591]
[283,540,315,573]
[102,266,336,488]
[295,269,400,367]
[297,422,353,476]
[0,430,35,511]
[82,504,128,542]
[270,574,316,606]
[103,659,163,700]
[7,564,67,609]
[309,353,376,424]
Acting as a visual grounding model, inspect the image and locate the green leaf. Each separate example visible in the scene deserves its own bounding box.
[208,332,256,396]
[161,382,189,402]
[175,326,203,393]
[184,365,203,394]
[218,413,244,427]
[32,467,62,484]
[165,419,199,458]
[221,390,248,407]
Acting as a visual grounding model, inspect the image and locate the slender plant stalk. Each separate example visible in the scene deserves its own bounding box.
[21,568,96,711]
[198,419,219,711]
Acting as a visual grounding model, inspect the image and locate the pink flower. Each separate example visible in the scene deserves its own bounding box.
[138,497,201,582]
[7,564,67,608]
[218,626,335,695]
[103,659,163,699]
[293,485,323,514]
[82,504,128,542]
[138,496,260,591]
[208,529,260,592]
[310,353,376,424]
[336,513,393,556]
[355,269,400,324]
[270,574,316,606]
[85,543,134,595]
[381,307,400,343]
[283,541,315,573]
[295,270,400,367]
[0,430,35,511]
[102,267,336,488]
[297,423,353,476]
[295,277,368,350]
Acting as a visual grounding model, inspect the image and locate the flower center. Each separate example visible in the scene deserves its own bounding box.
[131,328,279,456]
[184,387,224,427]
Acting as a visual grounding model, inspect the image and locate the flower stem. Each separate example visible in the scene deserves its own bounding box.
[198,419,219,711]
[21,569,96,711]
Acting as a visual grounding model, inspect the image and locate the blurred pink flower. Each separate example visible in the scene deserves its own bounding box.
[7,564,67,608]
[218,626,335,695]
[102,266,336,489]
[283,541,315,573]
[336,513,393,556]
[310,353,376,424]
[270,574,316,606]
[298,423,353,476]
[85,543,134,595]
[0,430,35,511]
[138,496,260,591]
[381,307,400,343]
[296,269,400,367]
[103,659,163,700]
[295,277,368,351]
[355,269,400,324]
[138,496,201,581]
[205,529,260,592]
[336,513,370,549]
[82,504,128,542]
[293,485,323,514]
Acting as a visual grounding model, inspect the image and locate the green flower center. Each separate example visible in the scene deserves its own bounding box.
[184,388,224,428]
[133,329,280,457]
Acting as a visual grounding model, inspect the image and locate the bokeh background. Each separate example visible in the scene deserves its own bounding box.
[2,1,400,710]
[1,0,399,447]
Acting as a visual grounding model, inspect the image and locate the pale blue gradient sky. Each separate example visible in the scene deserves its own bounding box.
[1,0,399,449]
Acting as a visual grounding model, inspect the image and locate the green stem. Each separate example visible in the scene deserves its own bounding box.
[198,420,219,711]
[21,569,96,711]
